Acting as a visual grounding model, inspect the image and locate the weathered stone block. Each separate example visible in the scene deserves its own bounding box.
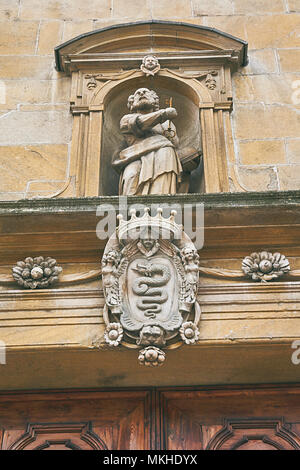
[0,145,68,193]
[63,20,94,42]
[52,77,71,103]
[286,139,300,163]
[246,14,300,49]
[0,57,54,79]
[278,165,300,189]
[0,78,70,111]
[234,74,298,105]
[239,140,286,165]
[0,192,25,201]
[0,0,19,20]
[38,21,63,55]
[152,0,192,17]
[113,0,151,18]
[0,80,53,110]
[234,104,300,139]
[237,166,278,191]
[192,0,234,16]
[278,49,300,72]
[288,0,300,12]
[19,104,70,112]
[240,49,278,75]
[0,21,39,55]
[203,15,247,40]
[0,111,72,145]
[20,0,111,20]
[234,0,285,14]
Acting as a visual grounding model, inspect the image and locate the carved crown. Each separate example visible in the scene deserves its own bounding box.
[117,207,182,243]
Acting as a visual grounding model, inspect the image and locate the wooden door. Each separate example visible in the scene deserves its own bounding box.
[0,390,153,450]
[1,385,300,450]
[159,385,300,450]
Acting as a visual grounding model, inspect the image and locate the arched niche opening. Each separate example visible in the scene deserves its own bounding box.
[98,74,204,196]
[54,21,248,197]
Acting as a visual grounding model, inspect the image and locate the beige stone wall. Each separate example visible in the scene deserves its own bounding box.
[0,0,299,198]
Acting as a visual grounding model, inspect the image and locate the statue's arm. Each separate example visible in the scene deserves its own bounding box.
[137,108,177,131]
[120,108,177,136]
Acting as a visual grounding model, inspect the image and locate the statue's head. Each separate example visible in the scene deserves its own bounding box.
[142,55,159,71]
[181,246,199,264]
[141,238,156,251]
[127,88,159,112]
[102,250,120,267]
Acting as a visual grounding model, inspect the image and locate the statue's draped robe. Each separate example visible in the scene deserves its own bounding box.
[116,113,182,195]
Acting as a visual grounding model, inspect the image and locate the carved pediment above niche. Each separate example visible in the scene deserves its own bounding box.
[54,21,248,197]
[55,21,247,73]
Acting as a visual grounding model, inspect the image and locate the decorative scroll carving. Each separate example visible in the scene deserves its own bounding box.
[242,251,290,282]
[12,256,62,289]
[102,207,201,366]
[84,70,138,91]
[163,68,219,90]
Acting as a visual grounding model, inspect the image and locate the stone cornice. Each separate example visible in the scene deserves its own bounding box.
[0,191,300,261]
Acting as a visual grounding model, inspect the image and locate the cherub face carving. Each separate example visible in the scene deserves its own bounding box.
[143,55,159,71]
[140,55,160,77]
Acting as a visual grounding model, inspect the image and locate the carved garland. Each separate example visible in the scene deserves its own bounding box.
[0,250,298,289]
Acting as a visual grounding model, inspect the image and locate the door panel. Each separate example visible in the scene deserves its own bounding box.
[159,386,300,450]
[1,386,300,450]
[0,390,153,450]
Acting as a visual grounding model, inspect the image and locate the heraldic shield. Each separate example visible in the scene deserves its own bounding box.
[102,208,201,367]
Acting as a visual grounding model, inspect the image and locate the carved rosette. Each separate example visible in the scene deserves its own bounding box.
[12,256,62,289]
[104,322,123,347]
[102,208,201,366]
[138,346,166,367]
[242,251,290,282]
[180,321,200,345]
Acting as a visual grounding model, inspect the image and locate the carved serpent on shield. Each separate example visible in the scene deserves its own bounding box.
[132,263,171,318]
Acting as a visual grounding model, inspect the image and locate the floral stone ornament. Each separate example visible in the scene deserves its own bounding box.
[138,346,166,367]
[102,208,201,367]
[180,321,200,345]
[12,256,62,289]
[242,251,290,282]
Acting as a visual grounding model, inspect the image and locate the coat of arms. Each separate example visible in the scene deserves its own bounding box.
[102,208,201,366]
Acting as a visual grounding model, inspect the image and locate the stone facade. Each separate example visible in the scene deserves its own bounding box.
[0,0,299,198]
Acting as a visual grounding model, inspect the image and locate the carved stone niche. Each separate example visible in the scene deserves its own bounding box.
[55,21,248,196]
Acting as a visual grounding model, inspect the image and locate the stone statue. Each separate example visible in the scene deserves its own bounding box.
[112,87,182,196]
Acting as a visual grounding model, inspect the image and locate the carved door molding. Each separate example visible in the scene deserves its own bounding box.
[1,385,300,450]
[206,418,300,450]
[6,422,106,450]
[0,390,154,450]
[54,21,248,197]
